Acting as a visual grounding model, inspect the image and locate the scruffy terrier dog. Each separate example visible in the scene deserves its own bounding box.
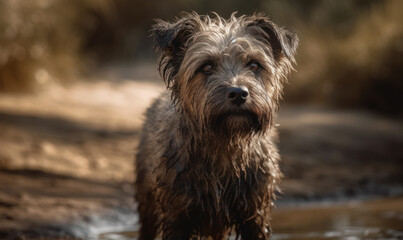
[135,12,298,240]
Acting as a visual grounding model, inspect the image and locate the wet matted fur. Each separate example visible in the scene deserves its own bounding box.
[135,12,298,240]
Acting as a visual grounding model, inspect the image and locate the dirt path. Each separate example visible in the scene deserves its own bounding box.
[0,79,163,239]
[278,106,403,202]
[0,78,402,239]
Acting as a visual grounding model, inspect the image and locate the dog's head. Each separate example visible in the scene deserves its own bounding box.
[152,12,298,138]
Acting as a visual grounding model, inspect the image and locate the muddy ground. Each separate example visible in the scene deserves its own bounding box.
[0,66,402,239]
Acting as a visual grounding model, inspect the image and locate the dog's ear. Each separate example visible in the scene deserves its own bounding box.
[151,14,200,87]
[151,19,194,52]
[246,15,298,62]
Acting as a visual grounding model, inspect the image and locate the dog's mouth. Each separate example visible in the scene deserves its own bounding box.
[221,110,257,120]
[210,109,262,135]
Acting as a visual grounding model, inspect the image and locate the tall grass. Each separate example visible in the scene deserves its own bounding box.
[0,0,119,91]
[0,1,76,90]
[283,0,403,114]
[0,0,196,91]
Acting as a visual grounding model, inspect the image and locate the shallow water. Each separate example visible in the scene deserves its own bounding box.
[98,197,403,240]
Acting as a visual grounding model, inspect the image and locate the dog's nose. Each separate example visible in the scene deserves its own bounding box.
[226,86,249,105]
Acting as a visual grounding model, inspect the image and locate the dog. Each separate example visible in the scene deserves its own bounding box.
[135,12,298,240]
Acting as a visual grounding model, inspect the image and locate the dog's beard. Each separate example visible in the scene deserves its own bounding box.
[209,109,263,138]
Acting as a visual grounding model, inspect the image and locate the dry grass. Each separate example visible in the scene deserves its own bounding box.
[0,1,76,91]
[0,0,118,91]
[285,0,403,114]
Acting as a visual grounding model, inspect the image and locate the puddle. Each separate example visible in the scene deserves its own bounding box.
[97,197,403,240]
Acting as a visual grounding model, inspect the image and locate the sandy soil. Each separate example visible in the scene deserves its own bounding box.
[0,72,402,239]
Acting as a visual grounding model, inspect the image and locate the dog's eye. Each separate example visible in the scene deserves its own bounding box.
[248,61,260,72]
[200,64,213,75]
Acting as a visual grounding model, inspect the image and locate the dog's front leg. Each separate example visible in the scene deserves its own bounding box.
[162,215,193,240]
[239,218,271,240]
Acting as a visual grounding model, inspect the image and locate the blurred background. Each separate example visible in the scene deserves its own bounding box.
[1,0,402,113]
[0,0,402,239]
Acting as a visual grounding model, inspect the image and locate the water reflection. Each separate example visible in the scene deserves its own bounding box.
[98,197,403,240]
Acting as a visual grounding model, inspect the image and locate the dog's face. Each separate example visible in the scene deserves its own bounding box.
[152,13,298,138]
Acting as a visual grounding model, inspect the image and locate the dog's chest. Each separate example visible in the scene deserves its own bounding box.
[177,166,267,235]
[174,160,267,214]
